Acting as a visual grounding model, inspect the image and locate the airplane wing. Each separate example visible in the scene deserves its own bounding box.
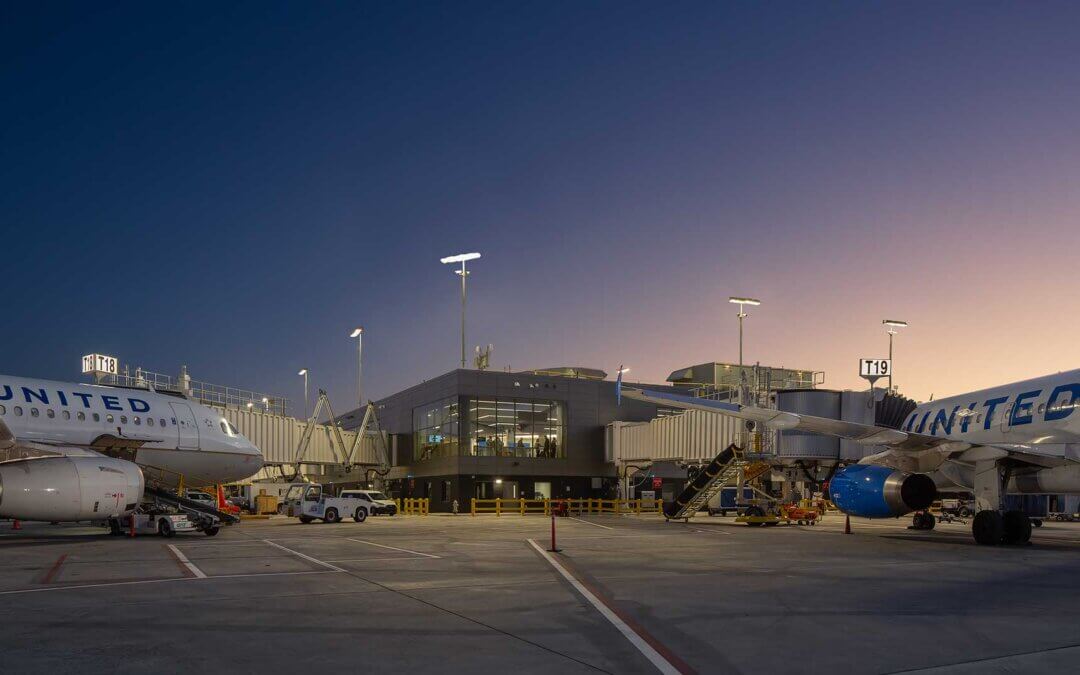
[621,387,962,453]
[0,419,129,463]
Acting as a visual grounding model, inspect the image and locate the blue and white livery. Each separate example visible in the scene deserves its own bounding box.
[0,374,263,523]
[622,370,1080,545]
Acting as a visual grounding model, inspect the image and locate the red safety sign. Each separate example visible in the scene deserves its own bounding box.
[652,477,663,489]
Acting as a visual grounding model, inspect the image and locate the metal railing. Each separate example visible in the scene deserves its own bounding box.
[101,367,289,416]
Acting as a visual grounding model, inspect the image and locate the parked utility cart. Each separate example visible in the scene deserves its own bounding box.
[282,484,380,523]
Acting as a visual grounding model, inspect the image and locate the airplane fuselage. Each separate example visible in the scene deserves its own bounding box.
[0,375,263,485]
[902,370,1080,449]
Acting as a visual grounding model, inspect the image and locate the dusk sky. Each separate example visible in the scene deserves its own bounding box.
[3,1,1078,411]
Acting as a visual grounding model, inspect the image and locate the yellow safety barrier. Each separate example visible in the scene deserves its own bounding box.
[470,497,661,516]
[394,498,430,515]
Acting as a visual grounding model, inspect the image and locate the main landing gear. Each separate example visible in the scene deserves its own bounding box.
[972,509,1032,546]
[971,458,1032,546]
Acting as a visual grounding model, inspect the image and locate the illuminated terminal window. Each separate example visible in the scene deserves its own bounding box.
[467,398,564,458]
[413,397,459,461]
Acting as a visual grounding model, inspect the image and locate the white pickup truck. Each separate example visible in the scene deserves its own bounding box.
[282,484,395,523]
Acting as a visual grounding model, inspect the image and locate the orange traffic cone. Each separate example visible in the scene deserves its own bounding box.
[844,514,851,534]
[12,519,21,530]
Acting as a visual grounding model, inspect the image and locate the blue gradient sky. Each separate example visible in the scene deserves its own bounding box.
[3,1,1079,409]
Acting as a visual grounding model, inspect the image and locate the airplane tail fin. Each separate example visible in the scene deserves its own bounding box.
[616,365,623,406]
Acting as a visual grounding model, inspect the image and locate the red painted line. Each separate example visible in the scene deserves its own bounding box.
[40,554,68,584]
[164,544,196,578]
[538,545,696,675]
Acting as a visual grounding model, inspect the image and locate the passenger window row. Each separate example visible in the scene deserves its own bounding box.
[0,404,176,428]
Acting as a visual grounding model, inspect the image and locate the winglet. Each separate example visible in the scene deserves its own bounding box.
[616,365,623,406]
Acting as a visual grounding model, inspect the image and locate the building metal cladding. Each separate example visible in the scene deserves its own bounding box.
[606,410,741,463]
[221,406,382,466]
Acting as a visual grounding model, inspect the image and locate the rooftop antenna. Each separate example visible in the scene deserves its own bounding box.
[474,344,493,371]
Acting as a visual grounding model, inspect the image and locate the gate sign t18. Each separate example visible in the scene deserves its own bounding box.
[859,358,891,379]
[82,353,118,376]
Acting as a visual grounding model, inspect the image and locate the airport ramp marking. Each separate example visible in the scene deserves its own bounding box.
[344,538,440,559]
[527,538,691,675]
[40,554,68,584]
[567,517,614,530]
[167,544,207,578]
[262,539,347,572]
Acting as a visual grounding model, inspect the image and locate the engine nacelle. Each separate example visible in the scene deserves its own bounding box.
[829,464,936,518]
[0,456,144,521]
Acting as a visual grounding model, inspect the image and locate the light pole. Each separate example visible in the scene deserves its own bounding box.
[882,319,908,392]
[728,297,761,368]
[440,252,481,369]
[297,369,309,419]
[349,327,364,409]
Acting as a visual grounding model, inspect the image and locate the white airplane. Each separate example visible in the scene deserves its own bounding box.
[619,369,1080,545]
[0,374,263,525]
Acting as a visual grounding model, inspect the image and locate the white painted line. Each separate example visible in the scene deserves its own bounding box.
[262,539,347,572]
[527,539,682,675]
[692,528,732,536]
[0,570,337,597]
[345,538,441,558]
[0,576,199,596]
[567,517,614,530]
[207,570,338,580]
[168,544,207,578]
[323,556,441,563]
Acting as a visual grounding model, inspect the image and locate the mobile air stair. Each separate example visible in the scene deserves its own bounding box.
[663,444,746,521]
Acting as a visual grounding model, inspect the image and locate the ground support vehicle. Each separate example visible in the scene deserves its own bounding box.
[338,490,398,518]
[282,484,374,523]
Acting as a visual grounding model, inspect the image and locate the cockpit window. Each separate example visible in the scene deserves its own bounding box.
[220,421,229,435]
[227,422,240,435]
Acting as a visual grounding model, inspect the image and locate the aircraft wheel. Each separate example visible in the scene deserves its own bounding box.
[1002,510,1032,545]
[744,506,764,526]
[108,519,122,536]
[324,508,340,523]
[913,512,936,530]
[972,510,1003,545]
[354,508,368,523]
[204,527,220,537]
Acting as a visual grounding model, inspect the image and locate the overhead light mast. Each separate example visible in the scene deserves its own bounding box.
[349,327,364,409]
[728,297,761,369]
[882,319,908,392]
[298,369,309,418]
[440,252,481,369]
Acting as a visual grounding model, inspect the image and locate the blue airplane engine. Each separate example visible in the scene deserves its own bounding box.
[829,464,936,518]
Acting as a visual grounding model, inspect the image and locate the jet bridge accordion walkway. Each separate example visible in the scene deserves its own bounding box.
[663,443,746,521]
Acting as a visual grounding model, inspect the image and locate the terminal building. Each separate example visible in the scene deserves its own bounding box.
[338,367,681,509]
[337,362,833,511]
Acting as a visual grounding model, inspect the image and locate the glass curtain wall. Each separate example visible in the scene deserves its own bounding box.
[468,398,564,458]
[412,397,459,460]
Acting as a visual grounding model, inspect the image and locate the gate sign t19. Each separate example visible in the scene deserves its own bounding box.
[859,358,891,379]
[82,353,118,376]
